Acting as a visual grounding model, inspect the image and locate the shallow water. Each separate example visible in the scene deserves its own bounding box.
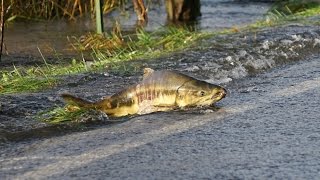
[3,0,271,57]
[108,0,271,31]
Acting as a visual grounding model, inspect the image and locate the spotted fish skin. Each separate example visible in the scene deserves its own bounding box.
[61,68,227,117]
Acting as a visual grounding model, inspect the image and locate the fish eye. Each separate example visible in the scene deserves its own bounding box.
[198,91,206,96]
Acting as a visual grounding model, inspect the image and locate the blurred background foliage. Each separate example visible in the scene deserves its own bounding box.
[2,0,128,21]
[2,0,319,22]
[271,0,320,15]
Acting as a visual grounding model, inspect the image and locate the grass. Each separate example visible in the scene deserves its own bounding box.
[39,105,123,124]
[248,0,320,29]
[39,106,89,124]
[295,4,320,17]
[70,25,212,71]
[3,0,126,21]
[0,65,57,94]
[73,25,211,58]
[0,57,88,94]
[270,0,320,16]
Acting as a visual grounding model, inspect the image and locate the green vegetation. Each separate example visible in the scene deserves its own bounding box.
[0,56,88,94]
[40,105,124,124]
[3,0,126,21]
[270,0,320,16]
[39,106,89,124]
[1,67,57,94]
[74,26,210,56]
[250,0,320,28]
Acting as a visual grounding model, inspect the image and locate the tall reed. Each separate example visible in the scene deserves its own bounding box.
[2,0,126,20]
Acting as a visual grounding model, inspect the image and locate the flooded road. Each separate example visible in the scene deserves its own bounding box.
[1,54,320,179]
[1,0,320,179]
[1,23,318,139]
[1,22,320,179]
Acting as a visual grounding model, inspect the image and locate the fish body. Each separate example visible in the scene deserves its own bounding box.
[62,68,227,117]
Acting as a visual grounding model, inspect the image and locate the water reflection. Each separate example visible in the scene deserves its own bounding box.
[3,0,271,57]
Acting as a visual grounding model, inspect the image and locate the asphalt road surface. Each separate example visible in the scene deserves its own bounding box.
[1,55,320,179]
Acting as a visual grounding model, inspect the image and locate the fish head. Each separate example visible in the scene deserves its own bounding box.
[176,80,227,107]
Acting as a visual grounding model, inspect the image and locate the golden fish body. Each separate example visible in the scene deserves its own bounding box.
[62,68,227,117]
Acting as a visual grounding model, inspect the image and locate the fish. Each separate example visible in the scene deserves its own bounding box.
[61,68,227,117]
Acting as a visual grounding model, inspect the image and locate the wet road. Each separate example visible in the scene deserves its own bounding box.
[1,54,320,179]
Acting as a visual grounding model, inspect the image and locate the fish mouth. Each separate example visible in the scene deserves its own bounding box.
[221,88,227,98]
[212,88,227,100]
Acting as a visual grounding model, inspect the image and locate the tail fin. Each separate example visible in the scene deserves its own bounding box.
[61,93,96,109]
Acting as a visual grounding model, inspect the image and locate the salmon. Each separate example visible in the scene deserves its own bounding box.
[62,68,227,117]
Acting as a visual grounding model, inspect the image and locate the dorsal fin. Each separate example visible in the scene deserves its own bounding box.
[143,68,154,79]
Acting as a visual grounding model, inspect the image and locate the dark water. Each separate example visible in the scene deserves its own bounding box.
[3,0,271,57]
[106,0,271,31]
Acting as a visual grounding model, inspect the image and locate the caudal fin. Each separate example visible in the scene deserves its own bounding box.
[61,93,96,108]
